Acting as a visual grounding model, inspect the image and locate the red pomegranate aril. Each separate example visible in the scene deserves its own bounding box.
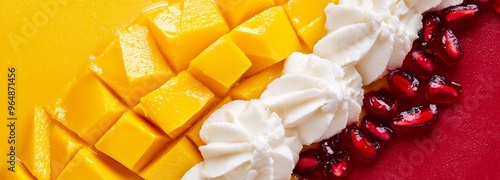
[466,0,492,10]
[493,0,500,14]
[443,4,480,29]
[392,104,438,131]
[320,151,352,178]
[343,126,381,162]
[387,69,420,99]
[426,75,463,104]
[294,150,321,176]
[419,12,443,47]
[438,28,464,65]
[320,134,341,159]
[361,116,394,143]
[407,49,438,79]
[363,89,398,119]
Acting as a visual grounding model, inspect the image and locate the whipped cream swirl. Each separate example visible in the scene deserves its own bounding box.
[182,100,302,180]
[260,53,363,145]
[314,0,463,85]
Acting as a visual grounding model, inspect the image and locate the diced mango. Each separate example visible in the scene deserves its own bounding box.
[138,71,215,139]
[140,137,202,180]
[96,111,170,172]
[283,0,335,50]
[57,147,141,180]
[50,124,85,179]
[186,96,232,147]
[189,35,252,96]
[229,61,284,100]
[46,71,127,144]
[1,160,36,180]
[229,6,301,76]
[274,0,288,5]
[91,24,175,106]
[147,0,229,73]
[216,0,275,28]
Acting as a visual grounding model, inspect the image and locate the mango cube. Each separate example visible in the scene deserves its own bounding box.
[96,111,170,172]
[274,0,288,5]
[91,24,175,106]
[138,71,215,139]
[140,137,202,180]
[229,61,284,100]
[216,0,275,28]
[57,147,141,180]
[189,35,252,96]
[283,0,336,50]
[186,96,232,147]
[50,125,85,179]
[229,6,301,76]
[2,160,36,180]
[46,71,127,144]
[147,0,229,73]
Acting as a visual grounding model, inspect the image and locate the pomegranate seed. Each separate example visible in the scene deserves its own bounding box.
[294,150,321,176]
[493,0,500,14]
[419,12,443,47]
[320,151,352,178]
[320,134,341,159]
[361,116,394,143]
[407,49,439,79]
[343,126,380,162]
[392,104,438,131]
[426,75,463,104]
[363,89,398,119]
[443,4,480,29]
[466,0,492,10]
[438,28,464,65]
[387,69,421,99]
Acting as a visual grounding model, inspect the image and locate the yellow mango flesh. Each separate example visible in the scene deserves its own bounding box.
[91,24,175,106]
[46,71,127,144]
[147,0,229,73]
[96,111,170,172]
[283,0,336,50]
[138,71,215,139]
[1,160,36,180]
[189,34,252,96]
[229,6,301,76]
[50,124,85,179]
[57,147,141,180]
[229,61,284,100]
[216,0,275,28]
[140,137,202,180]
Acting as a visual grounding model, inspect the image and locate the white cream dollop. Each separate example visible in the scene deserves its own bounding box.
[182,100,302,180]
[260,52,363,145]
[314,0,462,85]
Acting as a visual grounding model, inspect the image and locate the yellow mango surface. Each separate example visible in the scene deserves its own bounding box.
[57,147,141,180]
[50,125,85,179]
[96,111,170,172]
[46,71,127,144]
[147,0,229,73]
[229,6,301,76]
[138,71,215,139]
[1,160,35,180]
[187,96,232,147]
[216,0,275,28]
[229,61,284,100]
[140,137,202,180]
[189,35,252,96]
[283,0,335,50]
[91,24,175,106]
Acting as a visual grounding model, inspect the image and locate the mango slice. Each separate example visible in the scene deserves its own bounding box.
[50,125,85,179]
[229,6,301,76]
[57,147,141,180]
[140,137,202,180]
[147,0,229,73]
[91,24,175,106]
[46,71,127,144]
[189,35,252,96]
[138,71,215,139]
[96,111,170,172]
[216,0,275,28]
[283,0,336,50]
[229,61,284,100]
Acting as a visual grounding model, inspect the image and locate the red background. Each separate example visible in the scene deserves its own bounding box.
[350,9,500,179]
